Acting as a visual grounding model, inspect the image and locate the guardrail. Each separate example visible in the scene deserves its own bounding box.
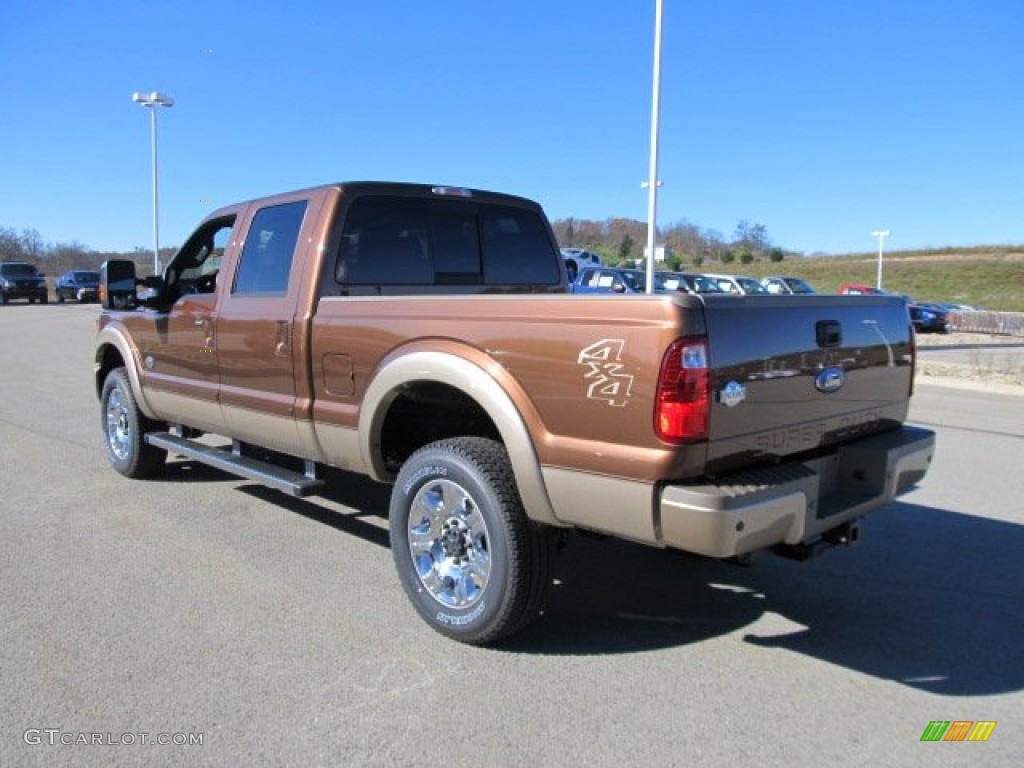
[948,310,1024,336]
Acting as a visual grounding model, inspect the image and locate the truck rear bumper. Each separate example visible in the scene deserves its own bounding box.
[658,425,935,558]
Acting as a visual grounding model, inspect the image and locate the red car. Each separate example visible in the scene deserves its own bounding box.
[838,283,888,296]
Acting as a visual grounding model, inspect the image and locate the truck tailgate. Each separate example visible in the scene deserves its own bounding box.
[699,294,914,476]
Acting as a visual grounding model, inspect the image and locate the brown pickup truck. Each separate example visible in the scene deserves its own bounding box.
[95,182,935,644]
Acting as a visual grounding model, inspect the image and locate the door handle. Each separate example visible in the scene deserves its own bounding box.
[193,318,206,327]
[274,321,290,356]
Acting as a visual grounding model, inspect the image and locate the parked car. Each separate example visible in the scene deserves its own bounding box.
[55,270,101,303]
[703,273,769,295]
[654,271,725,295]
[0,261,48,304]
[762,276,817,295]
[908,301,949,333]
[560,248,601,282]
[838,283,888,296]
[571,266,647,294]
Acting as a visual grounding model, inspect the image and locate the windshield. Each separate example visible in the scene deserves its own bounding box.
[656,273,725,294]
[654,273,683,291]
[692,275,724,293]
[74,271,100,282]
[0,263,40,277]
[736,277,768,294]
[624,271,647,290]
[783,278,815,294]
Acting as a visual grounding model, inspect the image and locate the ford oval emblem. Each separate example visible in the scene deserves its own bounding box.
[815,367,845,394]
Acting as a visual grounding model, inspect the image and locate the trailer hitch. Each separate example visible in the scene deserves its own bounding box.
[772,521,861,562]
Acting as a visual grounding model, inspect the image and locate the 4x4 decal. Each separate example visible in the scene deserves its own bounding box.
[578,339,634,407]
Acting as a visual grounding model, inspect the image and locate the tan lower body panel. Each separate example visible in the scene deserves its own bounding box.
[147,390,331,464]
[544,425,934,559]
[542,467,659,545]
[314,422,370,475]
[146,389,226,436]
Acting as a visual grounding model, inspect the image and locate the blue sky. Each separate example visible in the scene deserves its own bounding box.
[2,0,1021,255]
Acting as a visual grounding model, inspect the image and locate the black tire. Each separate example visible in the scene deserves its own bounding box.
[100,368,167,478]
[57,292,65,304]
[389,437,556,645]
[39,294,48,304]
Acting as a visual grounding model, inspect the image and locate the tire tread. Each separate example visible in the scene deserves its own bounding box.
[391,437,554,645]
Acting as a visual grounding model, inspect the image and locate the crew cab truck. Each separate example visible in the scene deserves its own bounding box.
[95,182,935,645]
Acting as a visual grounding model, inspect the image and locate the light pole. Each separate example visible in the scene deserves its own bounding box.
[871,230,890,289]
[132,91,174,276]
[644,0,664,294]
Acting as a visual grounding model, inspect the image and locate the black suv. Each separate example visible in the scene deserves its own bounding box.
[0,262,48,304]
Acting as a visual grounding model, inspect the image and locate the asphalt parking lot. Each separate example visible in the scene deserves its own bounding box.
[1,304,1022,767]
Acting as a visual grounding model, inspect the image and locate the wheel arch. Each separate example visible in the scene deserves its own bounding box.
[94,326,159,420]
[360,347,560,527]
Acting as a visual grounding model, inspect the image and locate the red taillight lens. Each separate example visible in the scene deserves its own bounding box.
[655,337,710,442]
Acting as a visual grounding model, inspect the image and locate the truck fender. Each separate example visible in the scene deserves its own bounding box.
[359,349,562,527]
[94,325,160,421]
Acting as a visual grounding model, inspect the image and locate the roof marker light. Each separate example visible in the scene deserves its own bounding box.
[431,186,473,198]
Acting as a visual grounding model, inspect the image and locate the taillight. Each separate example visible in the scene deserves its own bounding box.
[655,336,710,442]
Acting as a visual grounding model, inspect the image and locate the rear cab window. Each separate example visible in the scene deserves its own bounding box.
[329,194,561,295]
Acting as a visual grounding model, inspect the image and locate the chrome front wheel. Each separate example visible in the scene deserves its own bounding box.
[99,368,166,478]
[105,386,132,462]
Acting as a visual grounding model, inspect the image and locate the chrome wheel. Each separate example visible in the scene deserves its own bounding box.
[391,437,554,644]
[105,387,132,461]
[407,478,492,609]
[99,368,166,479]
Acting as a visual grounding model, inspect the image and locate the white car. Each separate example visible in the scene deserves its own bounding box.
[561,248,601,280]
[703,273,769,295]
[761,276,817,295]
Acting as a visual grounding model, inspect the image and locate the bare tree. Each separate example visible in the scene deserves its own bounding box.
[0,228,24,260]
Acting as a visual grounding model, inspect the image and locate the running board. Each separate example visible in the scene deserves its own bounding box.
[145,432,324,497]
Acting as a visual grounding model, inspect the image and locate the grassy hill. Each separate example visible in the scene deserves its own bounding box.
[697,247,1024,311]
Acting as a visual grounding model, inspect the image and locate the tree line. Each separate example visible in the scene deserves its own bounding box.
[551,217,789,269]
[3,215,792,279]
[0,227,168,277]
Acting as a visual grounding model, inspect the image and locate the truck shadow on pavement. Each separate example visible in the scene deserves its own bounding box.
[508,501,1023,697]
[236,467,394,549]
[158,460,1022,696]
[157,459,394,546]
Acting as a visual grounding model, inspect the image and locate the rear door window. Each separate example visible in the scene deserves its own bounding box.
[233,200,308,295]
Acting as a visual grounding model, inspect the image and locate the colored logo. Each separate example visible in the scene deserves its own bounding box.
[920,721,997,742]
[719,380,746,408]
[814,366,845,393]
